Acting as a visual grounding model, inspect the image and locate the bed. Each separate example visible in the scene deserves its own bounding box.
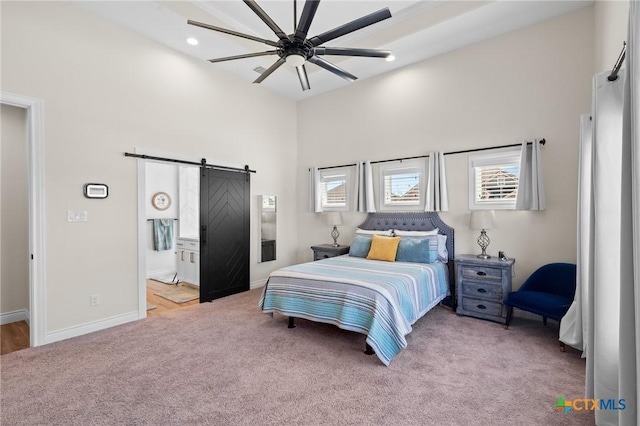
[259,212,455,366]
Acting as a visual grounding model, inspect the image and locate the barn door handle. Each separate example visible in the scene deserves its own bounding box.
[201,225,207,246]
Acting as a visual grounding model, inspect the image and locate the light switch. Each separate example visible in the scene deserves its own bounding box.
[67,210,88,222]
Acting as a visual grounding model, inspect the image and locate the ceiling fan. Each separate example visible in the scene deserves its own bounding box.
[188,0,393,91]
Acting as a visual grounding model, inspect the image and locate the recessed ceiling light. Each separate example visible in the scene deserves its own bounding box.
[386,54,395,62]
[186,38,199,46]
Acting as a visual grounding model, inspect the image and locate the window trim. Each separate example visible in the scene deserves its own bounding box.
[319,166,351,212]
[379,160,425,211]
[468,150,520,210]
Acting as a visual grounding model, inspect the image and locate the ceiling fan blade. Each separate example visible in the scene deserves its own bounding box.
[188,19,279,47]
[253,57,286,84]
[293,0,320,42]
[307,56,357,82]
[244,0,290,41]
[312,47,392,59]
[308,8,391,47]
[296,64,311,91]
[208,51,279,64]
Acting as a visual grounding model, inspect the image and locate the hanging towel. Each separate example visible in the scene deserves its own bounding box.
[153,219,174,251]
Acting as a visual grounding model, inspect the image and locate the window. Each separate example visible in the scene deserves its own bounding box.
[319,167,351,211]
[379,160,425,210]
[469,151,520,210]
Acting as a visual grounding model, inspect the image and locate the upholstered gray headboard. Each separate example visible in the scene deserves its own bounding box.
[357,212,456,308]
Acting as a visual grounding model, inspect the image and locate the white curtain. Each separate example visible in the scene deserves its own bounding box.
[560,4,639,423]
[356,160,376,213]
[309,167,322,213]
[559,115,593,354]
[425,151,449,212]
[515,139,546,210]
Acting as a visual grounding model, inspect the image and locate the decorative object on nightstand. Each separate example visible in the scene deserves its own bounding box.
[311,244,350,261]
[470,210,496,259]
[326,212,343,247]
[455,254,515,323]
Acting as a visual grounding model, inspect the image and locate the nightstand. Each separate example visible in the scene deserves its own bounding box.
[455,254,515,323]
[311,244,350,261]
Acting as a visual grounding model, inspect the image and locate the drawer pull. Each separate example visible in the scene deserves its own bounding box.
[477,288,487,293]
[477,271,487,276]
[477,304,487,310]
[323,254,329,258]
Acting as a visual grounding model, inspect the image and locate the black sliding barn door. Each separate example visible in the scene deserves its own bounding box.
[200,168,250,302]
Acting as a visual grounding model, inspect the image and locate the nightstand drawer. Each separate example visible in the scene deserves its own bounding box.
[314,250,335,261]
[461,297,503,317]
[460,281,504,301]
[460,265,502,281]
[311,244,350,261]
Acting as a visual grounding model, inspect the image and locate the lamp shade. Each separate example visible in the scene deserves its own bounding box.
[470,210,496,230]
[326,212,343,226]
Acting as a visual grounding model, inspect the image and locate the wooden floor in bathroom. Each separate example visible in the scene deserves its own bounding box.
[146,279,199,317]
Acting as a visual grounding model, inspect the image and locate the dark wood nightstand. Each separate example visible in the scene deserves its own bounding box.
[311,244,350,261]
[455,254,515,323]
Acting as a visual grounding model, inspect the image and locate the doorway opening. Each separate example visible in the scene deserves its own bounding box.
[138,160,200,318]
[0,92,46,353]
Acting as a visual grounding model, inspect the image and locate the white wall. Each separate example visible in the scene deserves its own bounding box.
[145,162,179,277]
[1,2,298,337]
[297,6,595,289]
[594,0,630,73]
[0,104,29,317]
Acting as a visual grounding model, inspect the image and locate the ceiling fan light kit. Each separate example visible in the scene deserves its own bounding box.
[188,0,393,91]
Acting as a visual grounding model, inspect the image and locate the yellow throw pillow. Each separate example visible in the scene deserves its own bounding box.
[366,235,401,262]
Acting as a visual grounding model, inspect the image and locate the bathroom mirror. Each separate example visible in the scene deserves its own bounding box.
[259,195,276,262]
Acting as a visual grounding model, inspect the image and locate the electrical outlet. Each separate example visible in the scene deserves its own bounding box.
[67,210,88,222]
[90,294,100,306]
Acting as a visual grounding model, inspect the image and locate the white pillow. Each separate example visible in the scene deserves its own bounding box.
[355,228,393,236]
[393,228,439,236]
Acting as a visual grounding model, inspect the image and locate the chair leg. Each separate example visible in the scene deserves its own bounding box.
[560,341,565,352]
[543,317,547,326]
[504,306,513,329]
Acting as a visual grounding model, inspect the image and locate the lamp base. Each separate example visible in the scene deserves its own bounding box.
[476,230,491,259]
[331,225,340,247]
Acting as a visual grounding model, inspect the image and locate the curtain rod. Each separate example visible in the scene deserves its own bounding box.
[608,41,626,82]
[316,138,546,171]
[124,152,256,174]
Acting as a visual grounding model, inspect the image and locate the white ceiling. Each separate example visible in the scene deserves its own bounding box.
[74,0,592,101]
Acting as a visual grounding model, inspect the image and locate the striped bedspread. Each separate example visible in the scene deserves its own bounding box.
[259,255,449,366]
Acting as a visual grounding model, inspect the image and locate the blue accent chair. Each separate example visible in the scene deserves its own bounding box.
[503,263,576,348]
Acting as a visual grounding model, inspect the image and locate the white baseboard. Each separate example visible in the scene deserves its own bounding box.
[44,311,139,345]
[0,309,30,326]
[146,269,176,279]
[250,278,267,290]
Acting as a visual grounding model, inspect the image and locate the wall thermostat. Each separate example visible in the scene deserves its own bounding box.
[84,183,108,199]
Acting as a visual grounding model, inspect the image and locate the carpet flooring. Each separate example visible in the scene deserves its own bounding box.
[0,288,593,425]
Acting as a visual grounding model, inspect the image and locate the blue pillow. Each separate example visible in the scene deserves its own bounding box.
[349,235,372,258]
[395,237,438,263]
